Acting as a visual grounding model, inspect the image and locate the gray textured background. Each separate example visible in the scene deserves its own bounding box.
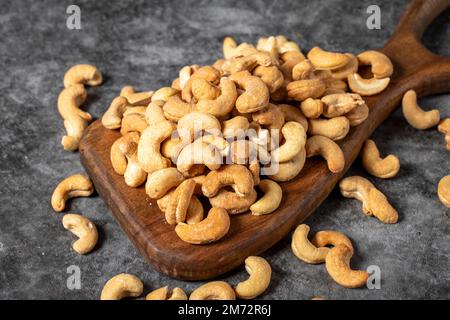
[0,0,449,300]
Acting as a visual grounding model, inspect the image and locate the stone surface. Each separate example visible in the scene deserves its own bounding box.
[0,0,449,300]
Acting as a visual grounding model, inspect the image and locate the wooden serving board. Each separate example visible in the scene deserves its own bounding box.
[80,0,450,280]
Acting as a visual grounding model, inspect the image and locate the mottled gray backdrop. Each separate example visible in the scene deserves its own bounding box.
[0,0,449,300]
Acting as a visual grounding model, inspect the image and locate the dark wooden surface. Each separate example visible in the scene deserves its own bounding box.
[79,0,450,280]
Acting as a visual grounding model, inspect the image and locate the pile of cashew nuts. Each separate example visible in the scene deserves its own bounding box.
[51,34,449,299]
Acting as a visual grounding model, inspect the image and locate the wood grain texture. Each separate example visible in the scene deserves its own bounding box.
[79,0,450,280]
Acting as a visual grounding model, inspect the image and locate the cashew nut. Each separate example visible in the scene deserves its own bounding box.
[137,121,175,173]
[165,179,196,225]
[300,98,323,119]
[307,47,350,70]
[308,116,350,141]
[330,54,358,80]
[250,179,282,215]
[291,224,329,264]
[438,118,450,150]
[157,190,204,225]
[225,51,274,74]
[146,286,187,300]
[51,174,94,212]
[286,78,326,101]
[306,135,345,173]
[161,136,184,161]
[339,176,399,224]
[346,103,369,127]
[194,135,229,157]
[176,140,222,176]
[110,132,140,175]
[357,50,393,79]
[191,78,221,101]
[222,116,250,139]
[120,86,153,106]
[311,230,354,254]
[278,104,309,131]
[100,273,143,300]
[179,65,199,90]
[402,90,440,130]
[175,207,230,244]
[229,71,269,113]
[252,103,285,130]
[271,121,306,163]
[269,149,306,182]
[151,87,179,103]
[325,244,369,288]
[63,64,102,88]
[119,137,147,187]
[292,60,314,81]
[253,65,284,93]
[177,111,221,144]
[347,73,390,96]
[223,36,255,59]
[102,96,129,130]
[202,165,254,198]
[321,93,365,118]
[235,256,272,299]
[145,167,185,199]
[361,139,400,178]
[209,188,257,214]
[438,175,450,208]
[163,95,197,122]
[57,84,91,151]
[280,51,305,81]
[62,213,98,255]
[190,281,236,300]
[120,107,148,135]
[229,140,271,165]
[182,66,221,102]
[196,78,237,117]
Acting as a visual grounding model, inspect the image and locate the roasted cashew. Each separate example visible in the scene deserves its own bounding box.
[151,87,179,103]
[196,78,237,117]
[209,188,257,214]
[165,179,196,225]
[402,90,440,130]
[119,137,147,187]
[250,179,282,215]
[252,103,285,130]
[438,118,450,150]
[146,100,168,125]
[177,111,221,144]
[229,140,271,165]
[321,93,365,118]
[235,256,272,299]
[269,149,306,182]
[253,65,284,93]
[311,230,354,254]
[202,164,254,198]
[157,190,204,225]
[291,60,314,81]
[224,51,274,74]
[63,64,102,88]
[346,103,369,127]
[223,36,255,59]
[145,167,185,199]
[176,140,222,176]
[280,51,305,81]
[137,121,175,174]
[120,107,148,135]
[278,104,308,131]
[161,136,184,161]
[361,139,400,179]
[271,121,307,163]
[102,96,129,129]
[182,66,221,102]
[100,273,143,300]
[357,50,393,79]
[438,175,450,208]
[339,176,399,224]
[62,213,98,255]
[120,86,153,106]
[347,73,390,96]
[330,54,358,80]
[291,224,330,264]
[110,132,140,175]
[300,98,323,119]
[229,71,269,113]
[163,95,196,122]
[222,116,250,139]
[194,135,229,157]
[146,286,187,300]
[325,244,369,288]
[191,78,221,101]
[179,65,199,90]
[51,174,94,212]
[306,135,345,173]
[286,78,326,101]
[57,84,90,151]
[175,208,230,244]
[308,116,350,141]
[190,281,236,300]
[307,47,350,70]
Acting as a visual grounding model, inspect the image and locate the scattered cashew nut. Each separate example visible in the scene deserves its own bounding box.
[402,89,440,130]
[63,64,102,88]
[291,224,330,264]
[51,174,94,212]
[438,175,450,208]
[62,213,98,255]
[306,135,345,173]
[146,286,187,300]
[100,273,143,300]
[190,281,236,300]
[361,139,400,178]
[235,256,272,299]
